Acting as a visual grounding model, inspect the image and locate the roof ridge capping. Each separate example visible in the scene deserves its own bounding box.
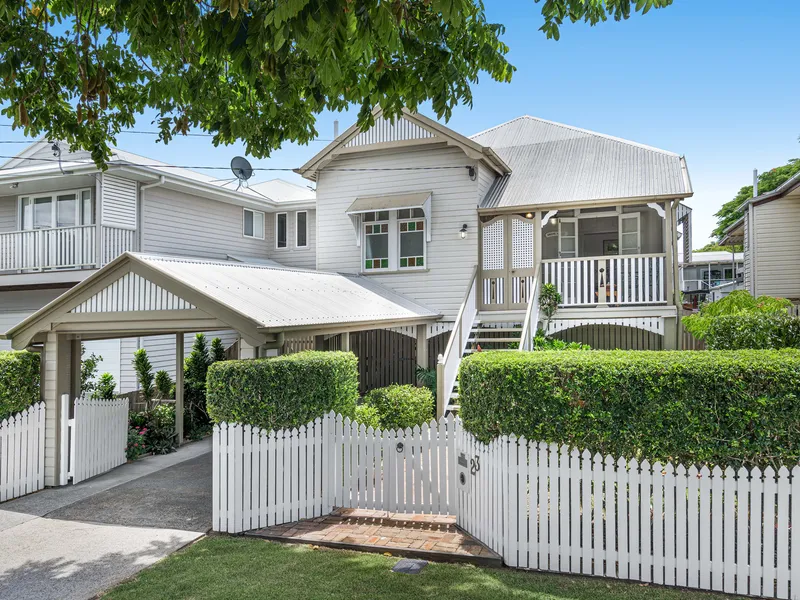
[471,115,681,157]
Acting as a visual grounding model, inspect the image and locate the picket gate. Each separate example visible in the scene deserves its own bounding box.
[213,414,800,598]
[60,395,128,485]
[0,402,46,502]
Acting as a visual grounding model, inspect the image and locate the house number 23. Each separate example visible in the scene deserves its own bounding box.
[470,455,480,475]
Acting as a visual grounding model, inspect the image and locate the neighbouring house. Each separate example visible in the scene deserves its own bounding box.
[0,140,316,389]
[722,170,800,301]
[680,250,743,307]
[3,109,696,485]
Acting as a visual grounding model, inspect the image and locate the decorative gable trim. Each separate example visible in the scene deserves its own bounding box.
[70,271,195,313]
[344,116,436,148]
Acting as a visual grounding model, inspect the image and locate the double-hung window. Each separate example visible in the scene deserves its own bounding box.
[243,208,265,239]
[398,208,425,269]
[296,211,308,248]
[363,211,390,270]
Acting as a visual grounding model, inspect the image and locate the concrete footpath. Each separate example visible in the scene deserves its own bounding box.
[0,438,212,600]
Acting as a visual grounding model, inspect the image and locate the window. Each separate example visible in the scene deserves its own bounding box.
[243,208,265,239]
[398,208,425,269]
[296,211,308,248]
[19,189,93,230]
[275,212,287,248]
[619,213,640,255]
[363,211,389,270]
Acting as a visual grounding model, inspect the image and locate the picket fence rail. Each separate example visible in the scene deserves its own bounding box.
[0,402,46,502]
[214,414,800,599]
[60,395,128,485]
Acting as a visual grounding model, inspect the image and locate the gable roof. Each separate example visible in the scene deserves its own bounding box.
[3,253,440,349]
[295,107,510,180]
[740,170,800,210]
[470,116,693,209]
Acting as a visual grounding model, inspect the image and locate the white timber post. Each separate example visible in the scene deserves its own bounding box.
[95,173,103,267]
[175,332,184,445]
[340,331,350,352]
[59,394,70,485]
[664,200,675,308]
[416,324,428,384]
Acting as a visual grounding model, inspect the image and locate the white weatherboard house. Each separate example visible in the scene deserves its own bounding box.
[0,141,316,389]
[680,250,744,306]
[4,109,694,486]
[722,170,800,301]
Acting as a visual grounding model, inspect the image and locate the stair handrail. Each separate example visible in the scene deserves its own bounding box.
[436,264,479,417]
[518,266,541,351]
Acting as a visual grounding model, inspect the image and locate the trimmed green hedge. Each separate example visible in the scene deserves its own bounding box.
[207,351,358,430]
[459,350,800,468]
[705,313,800,349]
[0,351,40,421]
[361,384,434,430]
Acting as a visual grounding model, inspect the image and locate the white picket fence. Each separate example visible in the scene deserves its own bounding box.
[0,403,46,502]
[459,433,800,599]
[213,413,458,533]
[60,395,128,485]
[214,414,800,598]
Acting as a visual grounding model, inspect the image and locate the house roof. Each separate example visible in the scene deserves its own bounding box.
[682,251,743,265]
[739,170,800,210]
[0,141,315,210]
[295,107,510,181]
[3,253,440,349]
[470,116,693,209]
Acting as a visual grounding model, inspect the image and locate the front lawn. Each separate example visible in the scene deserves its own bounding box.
[104,536,746,600]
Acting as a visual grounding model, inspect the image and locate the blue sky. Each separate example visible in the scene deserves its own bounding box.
[2,0,798,247]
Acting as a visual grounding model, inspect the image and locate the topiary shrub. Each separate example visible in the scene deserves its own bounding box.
[361,384,434,430]
[0,351,40,421]
[458,349,800,468]
[207,351,358,430]
[705,313,800,349]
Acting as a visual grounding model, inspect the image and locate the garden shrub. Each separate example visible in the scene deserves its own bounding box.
[533,329,590,351]
[458,349,800,468]
[128,403,176,455]
[0,351,40,421]
[705,313,800,349]
[92,373,117,399]
[155,370,173,399]
[361,384,434,430]
[682,290,792,340]
[207,351,358,430]
[354,404,381,429]
[126,426,147,461]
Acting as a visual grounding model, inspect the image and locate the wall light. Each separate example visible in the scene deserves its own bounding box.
[459,224,468,239]
[10,183,19,189]
[525,212,533,219]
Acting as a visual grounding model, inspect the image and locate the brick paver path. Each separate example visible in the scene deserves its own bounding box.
[247,508,500,565]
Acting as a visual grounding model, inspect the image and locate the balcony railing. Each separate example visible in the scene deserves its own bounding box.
[541,254,667,306]
[0,225,137,273]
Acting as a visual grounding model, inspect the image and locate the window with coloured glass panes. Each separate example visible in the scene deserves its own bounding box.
[398,208,425,269]
[363,211,390,270]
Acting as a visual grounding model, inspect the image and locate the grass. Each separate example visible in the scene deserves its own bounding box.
[104,536,747,600]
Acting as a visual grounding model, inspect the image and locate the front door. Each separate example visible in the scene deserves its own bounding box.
[480,214,536,310]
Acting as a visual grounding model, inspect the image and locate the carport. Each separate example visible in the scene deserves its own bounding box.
[2,252,440,487]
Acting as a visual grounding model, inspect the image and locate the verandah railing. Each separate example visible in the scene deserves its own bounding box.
[0,225,137,272]
[541,254,666,306]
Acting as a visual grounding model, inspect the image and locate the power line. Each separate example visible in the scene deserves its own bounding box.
[0,153,471,173]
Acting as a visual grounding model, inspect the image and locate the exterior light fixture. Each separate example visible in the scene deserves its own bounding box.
[10,183,19,189]
[460,224,468,239]
[525,212,533,219]
[467,166,477,181]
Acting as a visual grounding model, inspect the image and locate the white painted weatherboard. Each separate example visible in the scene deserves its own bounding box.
[315,145,479,318]
[69,272,195,313]
[101,174,137,229]
[753,196,800,298]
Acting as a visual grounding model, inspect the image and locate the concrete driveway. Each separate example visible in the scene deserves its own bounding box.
[0,438,212,600]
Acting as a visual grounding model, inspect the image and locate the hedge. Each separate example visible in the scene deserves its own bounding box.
[361,384,434,430]
[207,351,358,430]
[705,313,800,349]
[458,350,800,468]
[0,351,40,421]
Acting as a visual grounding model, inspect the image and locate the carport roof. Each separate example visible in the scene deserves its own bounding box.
[3,253,441,349]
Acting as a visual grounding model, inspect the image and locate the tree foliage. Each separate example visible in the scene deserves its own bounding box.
[682,290,792,341]
[709,159,800,241]
[0,1,672,166]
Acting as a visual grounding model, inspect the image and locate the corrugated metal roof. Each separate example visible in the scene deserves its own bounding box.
[135,254,439,330]
[470,116,692,209]
[682,251,743,265]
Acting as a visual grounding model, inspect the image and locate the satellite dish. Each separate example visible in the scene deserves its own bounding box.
[230,156,254,189]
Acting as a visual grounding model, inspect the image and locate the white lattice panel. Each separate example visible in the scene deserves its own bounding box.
[482,219,504,271]
[547,317,663,336]
[512,218,534,270]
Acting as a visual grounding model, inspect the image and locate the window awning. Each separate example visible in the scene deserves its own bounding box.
[346,192,432,215]
[346,192,432,246]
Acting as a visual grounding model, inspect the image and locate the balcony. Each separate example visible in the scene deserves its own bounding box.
[541,254,667,306]
[0,225,137,273]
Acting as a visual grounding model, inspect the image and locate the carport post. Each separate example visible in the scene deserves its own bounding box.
[416,324,428,385]
[175,333,184,445]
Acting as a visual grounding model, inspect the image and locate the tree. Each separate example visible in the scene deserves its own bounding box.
[80,343,102,397]
[132,348,154,405]
[184,333,212,435]
[695,242,743,253]
[154,370,174,399]
[210,337,226,363]
[709,159,800,241]
[92,373,117,400]
[0,1,672,167]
